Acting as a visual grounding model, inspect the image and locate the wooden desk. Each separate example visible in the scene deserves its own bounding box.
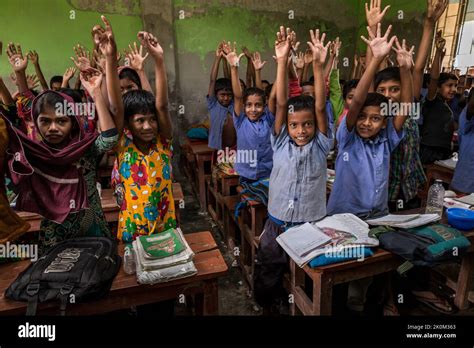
[0,231,228,316]
[190,144,214,210]
[425,164,455,188]
[17,183,184,233]
[287,209,474,315]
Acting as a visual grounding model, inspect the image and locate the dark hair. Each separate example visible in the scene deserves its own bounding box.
[123,89,156,122]
[214,78,232,94]
[374,67,400,88]
[362,92,389,109]
[239,79,247,90]
[343,79,359,99]
[49,76,63,88]
[119,68,142,89]
[469,88,474,102]
[309,76,314,83]
[287,95,315,115]
[422,73,431,89]
[264,84,273,98]
[438,73,458,87]
[59,88,83,103]
[243,87,265,104]
[301,81,314,88]
[339,79,346,86]
[262,80,270,85]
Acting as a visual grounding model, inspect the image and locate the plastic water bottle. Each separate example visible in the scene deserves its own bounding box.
[425,179,445,217]
[123,244,136,275]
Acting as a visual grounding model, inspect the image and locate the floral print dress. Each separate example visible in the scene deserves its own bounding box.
[115,134,176,242]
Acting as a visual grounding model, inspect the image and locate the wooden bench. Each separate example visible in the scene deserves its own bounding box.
[286,209,474,315]
[17,183,184,233]
[0,231,228,316]
[207,177,224,231]
[186,143,213,210]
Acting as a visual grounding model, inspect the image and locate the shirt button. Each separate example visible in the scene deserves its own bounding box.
[375,189,379,193]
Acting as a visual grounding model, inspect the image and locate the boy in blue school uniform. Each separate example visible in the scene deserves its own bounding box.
[222,43,275,183]
[327,25,411,218]
[451,88,474,194]
[327,24,413,314]
[253,27,333,314]
[207,42,236,150]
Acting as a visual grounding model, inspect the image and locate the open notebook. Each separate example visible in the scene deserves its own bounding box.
[277,214,378,268]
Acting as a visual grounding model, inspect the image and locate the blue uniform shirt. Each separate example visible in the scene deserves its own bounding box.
[268,124,333,223]
[451,107,474,193]
[207,95,234,150]
[233,108,274,180]
[327,117,405,218]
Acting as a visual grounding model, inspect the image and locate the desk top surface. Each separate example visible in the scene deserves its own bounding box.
[0,231,228,315]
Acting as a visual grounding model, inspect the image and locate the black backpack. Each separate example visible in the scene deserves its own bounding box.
[5,237,122,315]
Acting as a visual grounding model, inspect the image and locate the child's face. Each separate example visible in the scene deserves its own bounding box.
[216,89,233,107]
[356,106,387,139]
[128,113,158,143]
[287,109,316,146]
[344,88,355,109]
[376,79,401,102]
[37,107,73,145]
[439,79,457,101]
[120,78,139,95]
[51,82,62,91]
[244,94,264,121]
[302,85,315,98]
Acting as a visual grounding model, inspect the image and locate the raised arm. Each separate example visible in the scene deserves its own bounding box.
[27,50,48,91]
[242,47,255,88]
[364,0,390,70]
[81,68,115,132]
[347,24,396,131]
[98,16,124,135]
[251,52,267,90]
[0,77,14,105]
[139,32,172,140]
[6,43,28,94]
[414,0,448,100]
[427,31,445,101]
[393,38,415,132]
[61,67,76,88]
[126,42,152,93]
[324,42,336,82]
[295,52,305,83]
[302,49,312,82]
[274,26,292,136]
[208,42,223,97]
[308,29,331,136]
[223,41,245,116]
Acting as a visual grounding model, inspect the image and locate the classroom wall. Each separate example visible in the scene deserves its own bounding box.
[0,0,143,91]
[0,0,428,141]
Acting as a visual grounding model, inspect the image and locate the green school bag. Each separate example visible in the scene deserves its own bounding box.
[378,223,471,271]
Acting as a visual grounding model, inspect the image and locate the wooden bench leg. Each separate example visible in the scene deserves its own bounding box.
[454,253,474,310]
[197,159,206,209]
[312,272,333,315]
[290,260,305,316]
[203,279,219,315]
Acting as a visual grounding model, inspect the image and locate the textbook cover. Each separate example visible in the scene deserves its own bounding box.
[137,228,185,260]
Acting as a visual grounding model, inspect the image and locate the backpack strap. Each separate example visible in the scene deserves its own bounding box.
[59,283,74,316]
[397,260,414,276]
[25,281,40,316]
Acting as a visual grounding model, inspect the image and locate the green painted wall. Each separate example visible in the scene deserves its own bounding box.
[0,0,143,89]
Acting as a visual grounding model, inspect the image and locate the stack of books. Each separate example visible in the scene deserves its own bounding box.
[133,228,197,284]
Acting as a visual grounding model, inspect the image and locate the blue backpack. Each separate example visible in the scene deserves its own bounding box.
[379,223,471,271]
